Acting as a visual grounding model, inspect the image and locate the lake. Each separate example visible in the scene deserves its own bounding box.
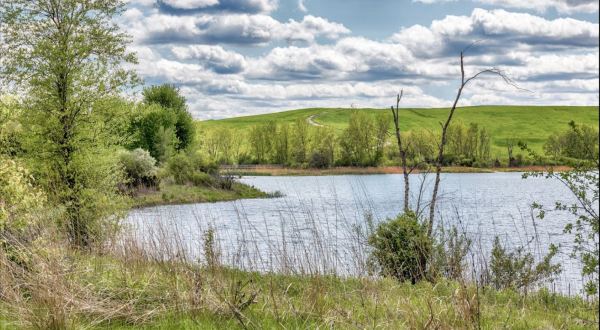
[126,172,592,295]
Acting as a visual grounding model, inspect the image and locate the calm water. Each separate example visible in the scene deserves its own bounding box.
[126,172,592,295]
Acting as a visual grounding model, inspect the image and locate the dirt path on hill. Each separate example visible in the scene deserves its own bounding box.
[307,114,324,127]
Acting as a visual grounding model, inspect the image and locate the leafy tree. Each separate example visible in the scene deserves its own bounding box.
[525,122,599,295]
[249,122,275,163]
[543,121,599,161]
[340,111,374,166]
[310,127,336,168]
[478,127,491,161]
[142,84,194,150]
[129,104,178,163]
[273,123,291,165]
[0,0,137,247]
[291,118,310,164]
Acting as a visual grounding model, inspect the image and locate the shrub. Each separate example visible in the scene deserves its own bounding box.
[430,227,472,281]
[166,153,195,185]
[441,153,457,166]
[118,148,159,189]
[190,172,215,187]
[0,158,46,234]
[489,237,561,293]
[308,150,332,169]
[368,212,431,283]
[458,157,474,167]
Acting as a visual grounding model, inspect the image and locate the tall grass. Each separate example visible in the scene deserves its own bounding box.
[1,181,598,328]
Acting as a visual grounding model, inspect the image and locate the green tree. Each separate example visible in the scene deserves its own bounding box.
[291,118,310,164]
[543,121,599,161]
[249,122,275,163]
[142,84,195,150]
[273,123,290,165]
[0,0,136,247]
[478,127,491,161]
[129,104,178,163]
[373,113,389,165]
[340,111,375,166]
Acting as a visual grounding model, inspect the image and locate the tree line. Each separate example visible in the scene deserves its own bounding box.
[199,113,496,168]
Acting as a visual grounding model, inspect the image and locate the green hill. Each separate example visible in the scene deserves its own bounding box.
[199,106,599,154]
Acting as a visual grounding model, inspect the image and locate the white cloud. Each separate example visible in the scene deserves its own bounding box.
[160,0,219,9]
[123,5,599,118]
[298,0,308,12]
[413,0,599,13]
[171,45,247,73]
[475,0,599,14]
[125,13,350,45]
[391,8,599,58]
[281,15,350,42]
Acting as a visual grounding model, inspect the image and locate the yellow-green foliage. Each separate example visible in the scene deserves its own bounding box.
[0,158,46,232]
[199,106,599,159]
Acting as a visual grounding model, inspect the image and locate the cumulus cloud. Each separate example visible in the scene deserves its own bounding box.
[160,0,219,9]
[247,37,418,81]
[475,0,599,13]
[391,8,599,57]
[124,4,598,118]
[413,0,599,13]
[157,0,279,14]
[171,45,247,73]
[126,13,350,45]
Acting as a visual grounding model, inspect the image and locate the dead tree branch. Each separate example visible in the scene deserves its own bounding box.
[427,51,521,237]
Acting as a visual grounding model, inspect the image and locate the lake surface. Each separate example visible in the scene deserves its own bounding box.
[126,172,593,295]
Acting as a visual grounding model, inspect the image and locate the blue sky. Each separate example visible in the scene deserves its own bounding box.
[123,0,599,119]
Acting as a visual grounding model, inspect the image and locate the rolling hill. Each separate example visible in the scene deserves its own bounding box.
[198,106,599,154]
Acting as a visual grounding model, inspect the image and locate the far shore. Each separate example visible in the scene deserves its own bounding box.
[221,165,573,176]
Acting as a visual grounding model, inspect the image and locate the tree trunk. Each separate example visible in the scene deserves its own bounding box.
[391,91,410,213]
[428,52,466,237]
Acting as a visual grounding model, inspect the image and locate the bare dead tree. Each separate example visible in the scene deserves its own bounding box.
[427,50,521,237]
[390,90,411,212]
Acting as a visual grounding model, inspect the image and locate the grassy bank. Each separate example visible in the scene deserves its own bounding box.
[1,250,597,329]
[221,165,573,176]
[131,182,268,208]
[199,106,599,155]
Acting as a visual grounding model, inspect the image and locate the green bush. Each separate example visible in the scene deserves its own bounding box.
[430,227,472,281]
[368,212,431,283]
[166,153,195,185]
[441,153,458,166]
[308,150,332,169]
[118,148,159,189]
[489,237,561,293]
[190,172,215,187]
[0,158,46,233]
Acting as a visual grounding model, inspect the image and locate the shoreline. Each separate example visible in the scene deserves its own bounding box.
[130,182,270,208]
[222,165,573,176]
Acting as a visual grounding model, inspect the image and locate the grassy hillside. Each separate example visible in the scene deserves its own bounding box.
[199,106,599,154]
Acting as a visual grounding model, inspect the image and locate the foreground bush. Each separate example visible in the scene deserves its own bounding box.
[368,212,431,283]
